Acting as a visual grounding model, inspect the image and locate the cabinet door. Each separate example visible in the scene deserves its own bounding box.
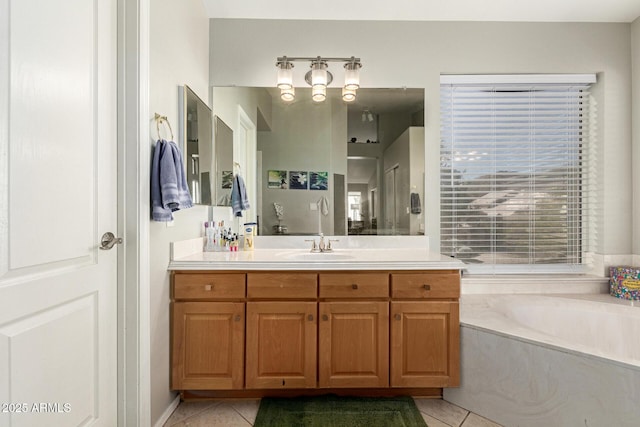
[319,302,389,388]
[246,302,317,389]
[390,301,460,387]
[171,302,245,390]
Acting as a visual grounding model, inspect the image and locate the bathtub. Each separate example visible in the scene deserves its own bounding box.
[444,294,640,427]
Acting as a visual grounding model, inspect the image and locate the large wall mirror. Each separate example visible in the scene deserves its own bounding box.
[211,86,424,236]
[180,85,213,205]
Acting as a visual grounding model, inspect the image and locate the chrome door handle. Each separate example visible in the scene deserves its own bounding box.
[100,232,123,250]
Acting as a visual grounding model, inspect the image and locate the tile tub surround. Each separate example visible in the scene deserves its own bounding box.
[444,294,640,427]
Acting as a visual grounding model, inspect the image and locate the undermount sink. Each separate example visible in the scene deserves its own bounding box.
[280,251,355,261]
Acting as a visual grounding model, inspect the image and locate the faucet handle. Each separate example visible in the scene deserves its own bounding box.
[327,239,340,251]
[304,239,318,252]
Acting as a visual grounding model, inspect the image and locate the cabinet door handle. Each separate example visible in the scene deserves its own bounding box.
[234,315,241,322]
[351,283,358,290]
[394,314,401,321]
[322,314,329,321]
[423,284,431,291]
[307,314,314,321]
[204,284,213,291]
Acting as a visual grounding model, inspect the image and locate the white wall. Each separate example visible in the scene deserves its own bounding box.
[210,19,633,261]
[632,17,640,258]
[149,1,210,425]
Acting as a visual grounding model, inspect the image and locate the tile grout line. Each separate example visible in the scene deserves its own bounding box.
[232,405,255,426]
[459,410,472,427]
[168,401,221,426]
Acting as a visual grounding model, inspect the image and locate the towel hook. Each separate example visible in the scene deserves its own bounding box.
[154,113,174,141]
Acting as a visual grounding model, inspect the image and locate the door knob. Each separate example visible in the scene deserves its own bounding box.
[100,232,123,250]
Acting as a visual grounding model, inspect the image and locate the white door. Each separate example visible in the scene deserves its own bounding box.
[0,1,118,426]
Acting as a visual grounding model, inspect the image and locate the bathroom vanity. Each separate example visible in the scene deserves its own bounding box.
[169,238,463,398]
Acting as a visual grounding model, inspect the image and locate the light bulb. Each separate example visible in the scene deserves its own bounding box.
[342,87,356,102]
[280,87,295,102]
[312,86,326,102]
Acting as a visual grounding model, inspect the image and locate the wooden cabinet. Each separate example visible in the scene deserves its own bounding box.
[390,301,460,387]
[245,272,318,389]
[246,302,317,389]
[319,301,389,388]
[171,273,246,390]
[390,272,460,388]
[171,301,245,390]
[171,268,460,394]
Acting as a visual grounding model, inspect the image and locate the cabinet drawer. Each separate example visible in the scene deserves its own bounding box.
[391,271,460,299]
[173,273,246,300]
[247,273,317,299]
[319,273,389,298]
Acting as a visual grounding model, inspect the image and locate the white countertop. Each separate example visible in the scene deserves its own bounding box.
[169,248,463,271]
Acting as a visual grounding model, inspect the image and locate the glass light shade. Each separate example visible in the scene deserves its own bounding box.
[312,85,326,102]
[311,64,328,87]
[277,64,293,89]
[342,87,356,102]
[344,63,360,90]
[280,87,295,102]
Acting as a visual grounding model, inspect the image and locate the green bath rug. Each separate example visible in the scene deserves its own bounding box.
[253,395,427,427]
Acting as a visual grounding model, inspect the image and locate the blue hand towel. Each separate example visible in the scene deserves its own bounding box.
[231,174,250,217]
[151,139,193,221]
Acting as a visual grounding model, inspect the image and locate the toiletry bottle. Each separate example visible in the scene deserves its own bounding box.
[203,222,211,252]
[203,221,209,251]
[214,222,221,251]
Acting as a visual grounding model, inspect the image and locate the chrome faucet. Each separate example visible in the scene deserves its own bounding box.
[305,233,339,253]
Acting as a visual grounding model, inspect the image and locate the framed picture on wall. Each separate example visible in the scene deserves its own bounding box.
[289,171,308,190]
[309,171,328,190]
[221,171,233,189]
[268,170,288,189]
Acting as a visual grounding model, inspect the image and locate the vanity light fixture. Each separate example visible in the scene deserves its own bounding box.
[275,55,362,103]
[362,108,374,122]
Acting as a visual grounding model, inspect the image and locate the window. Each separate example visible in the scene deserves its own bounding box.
[440,75,595,273]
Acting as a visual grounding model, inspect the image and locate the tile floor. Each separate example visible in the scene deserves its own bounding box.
[163,397,503,427]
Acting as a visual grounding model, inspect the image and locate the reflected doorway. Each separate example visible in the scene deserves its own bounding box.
[347,156,378,235]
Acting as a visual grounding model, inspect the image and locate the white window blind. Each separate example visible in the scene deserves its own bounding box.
[440,77,595,273]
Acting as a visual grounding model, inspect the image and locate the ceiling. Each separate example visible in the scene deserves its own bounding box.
[203,0,640,23]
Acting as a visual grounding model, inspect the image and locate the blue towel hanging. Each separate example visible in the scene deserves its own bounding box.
[231,173,250,217]
[151,139,193,221]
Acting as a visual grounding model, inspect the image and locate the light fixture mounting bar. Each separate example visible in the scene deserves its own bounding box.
[276,56,361,64]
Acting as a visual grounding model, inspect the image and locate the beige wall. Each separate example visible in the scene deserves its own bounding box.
[632,17,640,256]
[149,1,210,425]
[210,19,633,258]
